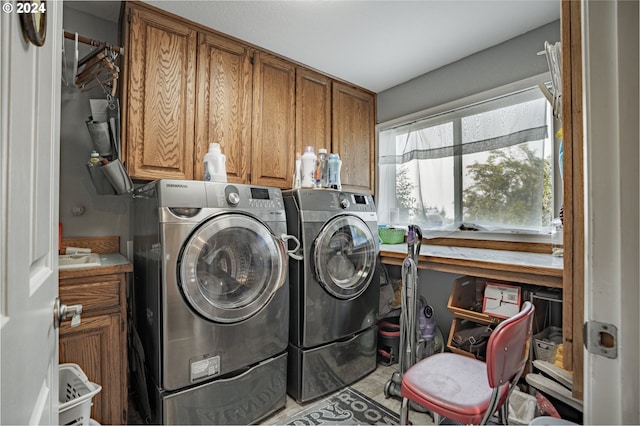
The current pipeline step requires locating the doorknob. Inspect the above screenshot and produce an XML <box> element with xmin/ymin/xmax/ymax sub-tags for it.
<box><xmin>53</xmin><ymin>297</ymin><xmax>83</xmax><ymax>329</ymax></box>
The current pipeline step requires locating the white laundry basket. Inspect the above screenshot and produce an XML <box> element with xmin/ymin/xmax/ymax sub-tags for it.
<box><xmin>58</xmin><ymin>363</ymin><xmax>102</xmax><ymax>426</ymax></box>
<box><xmin>508</xmin><ymin>389</ymin><xmax>539</xmax><ymax>424</ymax></box>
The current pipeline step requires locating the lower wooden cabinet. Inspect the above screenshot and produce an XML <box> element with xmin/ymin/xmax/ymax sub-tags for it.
<box><xmin>59</xmin><ymin>273</ymin><xmax>128</xmax><ymax>425</ymax></box>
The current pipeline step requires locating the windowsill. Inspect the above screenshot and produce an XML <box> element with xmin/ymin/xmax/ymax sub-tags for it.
<box><xmin>380</xmin><ymin>229</ymin><xmax>555</xmax><ymax>254</ymax></box>
<box><xmin>379</xmin><ymin>243</ymin><xmax>563</xmax><ymax>288</ymax></box>
<box><xmin>422</xmin><ymin>229</ymin><xmax>552</xmax><ymax>243</ymax></box>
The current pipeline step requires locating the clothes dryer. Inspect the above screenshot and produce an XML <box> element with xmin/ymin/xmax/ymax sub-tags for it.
<box><xmin>132</xmin><ymin>180</ymin><xmax>298</xmax><ymax>424</ymax></box>
<box><xmin>283</xmin><ymin>189</ymin><xmax>380</xmax><ymax>402</ymax></box>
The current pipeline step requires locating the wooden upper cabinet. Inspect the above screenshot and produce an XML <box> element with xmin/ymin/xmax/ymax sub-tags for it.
<box><xmin>122</xmin><ymin>3</ymin><xmax>376</xmax><ymax>193</ymax></box>
<box><xmin>195</xmin><ymin>31</ymin><xmax>252</xmax><ymax>183</ymax></box>
<box><xmin>251</xmin><ymin>52</ymin><xmax>296</xmax><ymax>188</ymax></box>
<box><xmin>125</xmin><ymin>5</ymin><xmax>197</xmax><ymax>180</ymax></box>
<box><xmin>296</xmin><ymin>68</ymin><xmax>331</xmax><ymax>154</ymax></box>
<box><xmin>332</xmin><ymin>82</ymin><xmax>376</xmax><ymax>194</ymax></box>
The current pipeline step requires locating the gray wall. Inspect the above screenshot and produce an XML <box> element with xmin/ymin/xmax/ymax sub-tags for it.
<box><xmin>383</xmin><ymin>264</ymin><xmax>463</xmax><ymax>343</ymax></box>
<box><xmin>377</xmin><ymin>20</ymin><xmax>560</xmax><ymax>123</ymax></box>
<box><xmin>60</xmin><ymin>6</ymin><xmax>131</xmax><ymax>255</ymax></box>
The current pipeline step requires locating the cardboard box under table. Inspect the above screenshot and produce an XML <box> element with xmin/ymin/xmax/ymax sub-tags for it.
<box><xmin>482</xmin><ymin>282</ymin><xmax>522</xmax><ymax>319</ymax></box>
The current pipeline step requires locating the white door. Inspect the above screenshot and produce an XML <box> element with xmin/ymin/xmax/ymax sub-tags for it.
<box><xmin>1</xmin><ymin>2</ymin><xmax>62</xmax><ymax>424</ymax></box>
<box><xmin>582</xmin><ymin>0</ymin><xmax>639</xmax><ymax>424</ymax></box>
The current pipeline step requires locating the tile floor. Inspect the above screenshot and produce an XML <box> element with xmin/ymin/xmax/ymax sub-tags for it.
<box><xmin>262</xmin><ymin>363</ymin><xmax>435</xmax><ymax>425</ymax></box>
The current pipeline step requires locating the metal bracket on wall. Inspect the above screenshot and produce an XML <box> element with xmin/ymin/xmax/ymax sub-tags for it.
<box><xmin>584</xmin><ymin>320</ymin><xmax>617</xmax><ymax>359</ymax></box>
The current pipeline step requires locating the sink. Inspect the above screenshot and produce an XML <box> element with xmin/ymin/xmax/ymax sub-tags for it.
<box><xmin>59</xmin><ymin>253</ymin><xmax>102</xmax><ymax>270</ymax></box>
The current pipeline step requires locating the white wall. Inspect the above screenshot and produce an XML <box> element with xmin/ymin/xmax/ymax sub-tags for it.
<box><xmin>60</xmin><ymin>6</ymin><xmax>131</xmax><ymax>254</ymax></box>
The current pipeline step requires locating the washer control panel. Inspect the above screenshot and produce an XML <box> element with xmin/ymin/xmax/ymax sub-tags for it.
<box><xmin>225</xmin><ymin>186</ymin><xmax>241</xmax><ymax>206</ymax></box>
<box><xmin>205</xmin><ymin>183</ymin><xmax>283</xmax><ymax>210</ymax></box>
<box><xmin>339</xmin><ymin>193</ymin><xmax>350</xmax><ymax>209</ymax></box>
<box><xmin>247</xmin><ymin>186</ymin><xmax>283</xmax><ymax>209</ymax></box>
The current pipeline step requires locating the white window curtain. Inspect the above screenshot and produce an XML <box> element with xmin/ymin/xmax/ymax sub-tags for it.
<box><xmin>378</xmin><ymin>87</ymin><xmax>551</xmax><ymax>232</ymax></box>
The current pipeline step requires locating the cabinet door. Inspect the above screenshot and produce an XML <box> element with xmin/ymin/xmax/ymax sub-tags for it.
<box><xmin>60</xmin><ymin>314</ymin><xmax>125</xmax><ymax>425</ymax></box>
<box><xmin>251</xmin><ymin>52</ymin><xmax>296</xmax><ymax>188</ymax></box>
<box><xmin>195</xmin><ymin>32</ymin><xmax>252</xmax><ymax>183</ymax></box>
<box><xmin>332</xmin><ymin>82</ymin><xmax>376</xmax><ymax>194</ymax></box>
<box><xmin>296</xmin><ymin>68</ymin><xmax>331</xmax><ymax>154</ymax></box>
<box><xmin>125</xmin><ymin>5</ymin><xmax>197</xmax><ymax>180</ymax></box>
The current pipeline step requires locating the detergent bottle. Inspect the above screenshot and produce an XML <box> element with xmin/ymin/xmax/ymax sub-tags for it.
<box><xmin>300</xmin><ymin>146</ymin><xmax>317</xmax><ymax>188</ymax></box>
<box><xmin>327</xmin><ymin>153</ymin><xmax>342</xmax><ymax>190</ymax></box>
<box><xmin>293</xmin><ymin>152</ymin><xmax>302</xmax><ymax>189</ymax></box>
<box><xmin>203</xmin><ymin>143</ymin><xmax>227</xmax><ymax>182</ymax></box>
<box><xmin>315</xmin><ymin>148</ymin><xmax>328</xmax><ymax>187</ymax></box>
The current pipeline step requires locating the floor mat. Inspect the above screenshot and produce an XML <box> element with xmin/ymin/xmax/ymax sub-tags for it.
<box><xmin>279</xmin><ymin>387</ymin><xmax>399</xmax><ymax>425</ymax></box>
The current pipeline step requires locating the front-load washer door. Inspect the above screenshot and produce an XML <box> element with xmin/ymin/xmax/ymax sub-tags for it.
<box><xmin>179</xmin><ymin>213</ymin><xmax>286</xmax><ymax>323</ymax></box>
<box><xmin>313</xmin><ymin>215</ymin><xmax>378</xmax><ymax>299</ymax></box>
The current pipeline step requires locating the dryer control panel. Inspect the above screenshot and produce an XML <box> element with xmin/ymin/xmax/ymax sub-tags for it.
<box><xmin>337</xmin><ymin>192</ymin><xmax>374</xmax><ymax>212</ymax></box>
<box><xmin>288</xmin><ymin>189</ymin><xmax>376</xmax><ymax>213</ymax></box>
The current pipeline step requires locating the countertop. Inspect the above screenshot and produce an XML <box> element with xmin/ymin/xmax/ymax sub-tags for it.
<box><xmin>379</xmin><ymin>243</ymin><xmax>563</xmax><ymax>287</ymax></box>
<box><xmin>59</xmin><ymin>253</ymin><xmax>133</xmax><ymax>279</ymax></box>
<box><xmin>380</xmin><ymin>244</ymin><xmax>563</xmax><ymax>270</ymax></box>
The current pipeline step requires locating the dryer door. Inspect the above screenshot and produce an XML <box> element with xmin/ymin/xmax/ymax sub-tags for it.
<box><xmin>313</xmin><ymin>215</ymin><xmax>378</xmax><ymax>299</ymax></box>
<box><xmin>179</xmin><ymin>213</ymin><xmax>287</xmax><ymax>323</ymax></box>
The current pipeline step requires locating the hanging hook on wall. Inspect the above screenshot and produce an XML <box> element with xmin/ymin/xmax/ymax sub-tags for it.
<box><xmin>63</xmin><ymin>30</ymin><xmax>123</xmax><ymax>101</ymax></box>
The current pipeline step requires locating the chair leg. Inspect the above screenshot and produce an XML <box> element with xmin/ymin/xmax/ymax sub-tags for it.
<box><xmin>499</xmin><ymin>396</ymin><xmax>510</xmax><ymax>425</ymax></box>
<box><xmin>400</xmin><ymin>397</ymin><xmax>410</xmax><ymax>425</ymax></box>
<box><xmin>499</xmin><ymin>403</ymin><xmax>507</xmax><ymax>425</ymax></box>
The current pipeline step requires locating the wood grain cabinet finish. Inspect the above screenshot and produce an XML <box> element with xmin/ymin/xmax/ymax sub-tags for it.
<box><xmin>195</xmin><ymin>31</ymin><xmax>252</xmax><ymax>183</ymax></box>
<box><xmin>332</xmin><ymin>82</ymin><xmax>376</xmax><ymax>194</ymax></box>
<box><xmin>124</xmin><ymin>5</ymin><xmax>197</xmax><ymax>181</ymax></box>
<box><xmin>122</xmin><ymin>2</ymin><xmax>376</xmax><ymax>192</ymax></box>
<box><xmin>59</xmin><ymin>273</ymin><xmax>128</xmax><ymax>425</ymax></box>
<box><xmin>251</xmin><ymin>52</ymin><xmax>296</xmax><ymax>188</ymax></box>
<box><xmin>295</xmin><ymin>68</ymin><xmax>331</xmax><ymax>154</ymax></box>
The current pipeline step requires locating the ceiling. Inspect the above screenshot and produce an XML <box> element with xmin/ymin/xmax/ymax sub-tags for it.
<box><xmin>66</xmin><ymin>0</ymin><xmax>560</xmax><ymax>93</ymax></box>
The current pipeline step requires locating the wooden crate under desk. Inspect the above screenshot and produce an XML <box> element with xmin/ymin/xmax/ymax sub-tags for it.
<box><xmin>447</xmin><ymin>316</ymin><xmax>501</xmax><ymax>359</ymax></box>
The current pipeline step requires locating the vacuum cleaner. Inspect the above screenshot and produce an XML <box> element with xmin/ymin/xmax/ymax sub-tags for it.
<box><xmin>384</xmin><ymin>224</ymin><xmax>437</xmax><ymax>399</ymax></box>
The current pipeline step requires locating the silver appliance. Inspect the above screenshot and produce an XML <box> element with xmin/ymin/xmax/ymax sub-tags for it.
<box><xmin>132</xmin><ymin>180</ymin><xmax>298</xmax><ymax>424</ymax></box>
<box><xmin>283</xmin><ymin>189</ymin><xmax>380</xmax><ymax>402</ymax></box>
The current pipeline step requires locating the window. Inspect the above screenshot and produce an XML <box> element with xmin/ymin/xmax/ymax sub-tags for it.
<box><xmin>378</xmin><ymin>80</ymin><xmax>559</xmax><ymax>240</ymax></box>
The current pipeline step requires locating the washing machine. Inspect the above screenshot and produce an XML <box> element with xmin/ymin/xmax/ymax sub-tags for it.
<box><xmin>132</xmin><ymin>180</ymin><xmax>298</xmax><ymax>424</ymax></box>
<box><xmin>283</xmin><ymin>189</ymin><xmax>380</xmax><ymax>402</ymax></box>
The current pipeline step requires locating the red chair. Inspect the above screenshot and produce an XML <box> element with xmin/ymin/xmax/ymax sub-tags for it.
<box><xmin>400</xmin><ymin>301</ymin><xmax>535</xmax><ymax>425</ymax></box>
